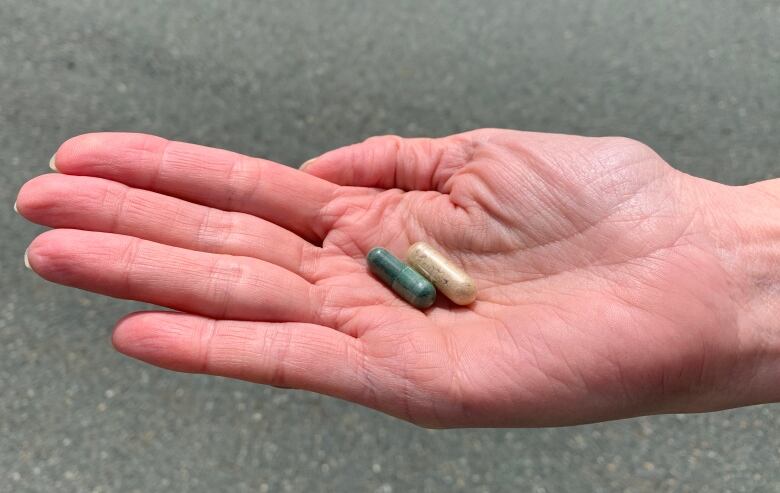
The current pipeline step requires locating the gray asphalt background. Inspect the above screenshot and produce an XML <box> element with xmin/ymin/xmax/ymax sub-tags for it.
<box><xmin>2</xmin><ymin>1</ymin><xmax>779</xmax><ymax>492</ymax></box>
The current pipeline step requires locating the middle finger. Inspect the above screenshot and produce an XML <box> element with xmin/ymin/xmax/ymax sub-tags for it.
<box><xmin>16</xmin><ymin>174</ymin><xmax>321</xmax><ymax>281</ymax></box>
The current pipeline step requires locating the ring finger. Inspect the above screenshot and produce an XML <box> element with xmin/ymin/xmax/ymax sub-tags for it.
<box><xmin>26</xmin><ymin>229</ymin><xmax>328</xmax><ymax>325</ymax></box>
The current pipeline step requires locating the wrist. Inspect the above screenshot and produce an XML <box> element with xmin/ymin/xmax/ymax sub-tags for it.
<box><xmin>715</xmin><ymin>180</ymin><xmax>780</xmax><ymax>405</ymax></box>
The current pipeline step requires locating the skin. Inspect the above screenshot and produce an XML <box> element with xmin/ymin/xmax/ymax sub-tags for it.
<box><xmin>15</xmin><ymin>129</ymin><xmax>780</xmax><ymax>428</ymax></box>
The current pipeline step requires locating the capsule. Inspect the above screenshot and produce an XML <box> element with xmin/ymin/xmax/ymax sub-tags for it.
<box><xmin>367</xmin><ymin>247</ymin><xmax>436</xmax><ymax>309</ymax></box>
<box><xmin>406</xmin><ymin>242</ymin><xmax>477</xmax><ymax>305</ymax></box>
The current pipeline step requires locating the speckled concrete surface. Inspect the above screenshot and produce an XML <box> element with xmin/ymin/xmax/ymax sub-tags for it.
<box><xmin>2</xmin><ymin>1</ymin><xmax>779</xmax><ymax>492</ymax></box>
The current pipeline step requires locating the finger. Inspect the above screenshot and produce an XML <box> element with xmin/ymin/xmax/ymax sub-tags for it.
<box><xmin>26</xmin><ymin>229</ymin><xmax>326</xmax><ymax>324</ymax></box>
<box><xmin>300</xmin><ymin>133</ymin><xmax>473</xmax><ymax>191</ymax></box>
<box><xmin>752</xmin><ymin>177</ymin><xmax>780</xmax><ymax>197</ymax></box>
<box><xmin>52</xmin><ymin>132</ymin><xmax>337</xmax><ymax>241</ymax></box>
<box><xmin>113</xmin><ymin>311</ymin><xmax>370</xmax><ymax>402</ymax></box>
<box><xmin>17</xmin><ymin>174</ymin><xmax>320</xmax><ymax>280</ymax></box>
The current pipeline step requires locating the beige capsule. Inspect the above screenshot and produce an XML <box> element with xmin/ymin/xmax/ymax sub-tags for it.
<box><xmin>406</xmin><ymin>242</ymin><xmax>477</xmax><ymax>305</ymax></box>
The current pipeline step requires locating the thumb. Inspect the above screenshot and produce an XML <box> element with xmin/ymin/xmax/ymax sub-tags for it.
<box><xmin>299</xmin><ymin>133</ymin><xmax>471</xmax><ymax>192</ymax></box>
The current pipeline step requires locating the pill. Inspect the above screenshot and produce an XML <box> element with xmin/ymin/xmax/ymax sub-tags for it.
<box><xmin>406</xmin><ymin>242</ymin><xmax>477</xmax><ymax>305</ymax></box>
<box><xmin>367</xmin><ymin>247</ymin><xmax>436</xmax><ymax>309</ymax></box>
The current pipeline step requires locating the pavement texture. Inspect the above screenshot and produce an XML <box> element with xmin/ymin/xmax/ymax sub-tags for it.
<box><xmin>1</xmin><ymin>1</ymin><xmax>779</xmax><ymax>492</ymax></box>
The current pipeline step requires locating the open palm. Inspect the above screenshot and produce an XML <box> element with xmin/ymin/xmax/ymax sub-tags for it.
<box><xmin>17</xmin><ymin>129</ymin><xmax>773</xmax><ymax>427</ymax></box>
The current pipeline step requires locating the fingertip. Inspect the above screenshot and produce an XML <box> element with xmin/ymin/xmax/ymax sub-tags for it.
<box><xmin>24</xmin><ymin>229</ymin><xmax>61</xmax><ymax>275</ymax></box>
<box><xmin>112</xmin><ymin>312</ymin><xmax>202</xmax><ymax>372</ymax></box>
<box><xmin>111</xmin><ymin>311</ymin><xmax>153</xmax><ymax>354</ymax></box>
<box><xmin>55</xmin><ymin>132</ymin><xmax>168</xmax><ymax>175</ymax></box>
<box><xmin>24</xmin><ymin>231</ymin><xmax>65</xmax><ymax>274</ymax></box>
<box><xmin>299</xmin><ymin>157</ymin><xmax>317</xmax><ymax>171</ymax></box>
<box><xmin>295</xmin><ymin>148</ymin><xmax>351</xmax><ymax>184</ymax></box>
<box><xmin>111</xmin><ymin>313</ymin><xmax>138</xmax><ymax>351</ymax></box>
<box><xmin>15</xmin><ymin>173</ymin><xmax>73</xmax><ymax>220</ymax></box>
<box><xmin>25</xmin><ymin>229</ymin><xmax>116</xmax><ymax>283</ymax></box>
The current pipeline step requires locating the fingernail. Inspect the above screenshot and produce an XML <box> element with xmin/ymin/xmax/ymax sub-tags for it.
<box><xmin>49</xmin><ymin>154</ymin><xmax>58</xmax><ymax>171</ymax></box>
<box><xmin>299</xmin><ymin>158</ymin><xmax>316</xmax><ymax>171</ymax></box>
<box><xmin>24</xmin><ymin>248</ymin><xmax>31</xmax><ymax>269</ymax></box>
<box><xmin>13</xmin><ymin>200</ymin><xmax>18</xmax><ymax>214</ymax></box>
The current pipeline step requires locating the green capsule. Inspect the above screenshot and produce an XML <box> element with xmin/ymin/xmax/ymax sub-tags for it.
<box><xmin>367</xmin><ymin>247</ymin><xmax>436</xmax><ymax>309</ymax></box>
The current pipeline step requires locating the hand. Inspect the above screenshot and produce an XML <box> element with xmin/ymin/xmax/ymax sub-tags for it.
<box><xmin>16</xmin><ymin>130</ymin><xmax>780</xmax><ymax>427</ymax></box>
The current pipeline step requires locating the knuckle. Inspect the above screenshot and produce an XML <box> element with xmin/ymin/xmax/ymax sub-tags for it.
<box><xmin>224</xmin><ymin>157</ymin><xmax>262</xmax><ymax>210</ymax></box>
<box><xmin>196</xmin><ymin>318</ymin><xmax>218</xmax><ymax>374</ymax></box>
<box><xmin>105</xmin><ymin>185</ymin><xmax>131</xmax><ymax>233</ymax></box>
<box><xmin>297</xmin><ymin>244</ymin><xmax>321</xmax><ymax>281</ymax></box>
<box><xmin>204</xmin><ymin>257</ymin><xmax>249</xmax><ymax>316</ymax></box>
<box><xmin>197</xmin><ymin>208</ymin><xmax>238</xmax><ymax>251</ymax></box>
<box><xmin>115</xmin><ymin>237</ymin><xmax>142</xmax><ymax>288</ymax></box>
<box><xmin>309</xmin><ymin>284</ymin><xmax>341</xmax><ymax>327</ymax></box>
<box><xmin>264</xmin><ymin>328</ymin><xmax>295</xmax><ymax>388</ymax></box>
<box><xmin>598</xmin><ymin>136</ymin><xmax>657</xmax><ymax>160</ymax></box>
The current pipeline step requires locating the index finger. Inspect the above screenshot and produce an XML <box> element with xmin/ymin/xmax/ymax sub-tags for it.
<box><xmin>52</xmin><ymin>132</ymin><xmax>338</xmax><ymax>242</ymax></box>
